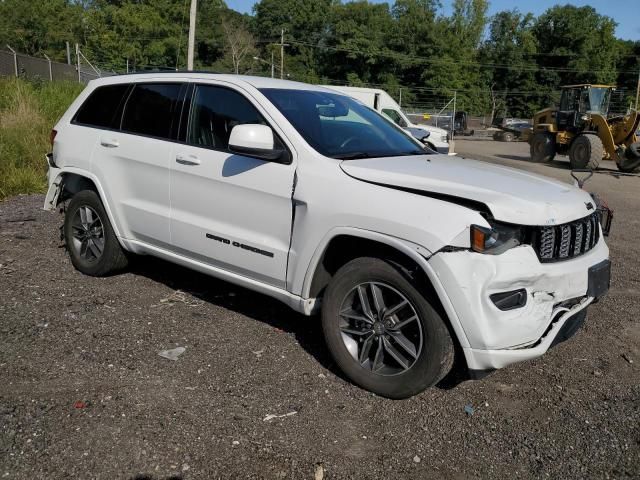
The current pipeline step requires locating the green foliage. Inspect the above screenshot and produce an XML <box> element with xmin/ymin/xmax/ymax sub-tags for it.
<box><xmin>480</xmin><ymin>9</ymin><xmax>540</xmax><ymax>117</ymax></box>
<box><xmin>421</xmin><ymin>0</ymin><xmax>490</xmax><ymax>114</ymax></box>
<box><xmin>0</xmin><ymin>0</ymin><xmax>634</xmax><ymax>119</ymax></box>
<box><xmin>0</xmin><ymin>0</ymin><xmax>84</xmax><ymax>61</ymax></box>
<box><xmin>0</xmin><ymin>78</ymin><xmax>83</xmax><ymax>199</ymax></box>
<box><xmin>533</xmin><ymin>5</ymin><xmax>620</xmax><ymax>86</ymax></box>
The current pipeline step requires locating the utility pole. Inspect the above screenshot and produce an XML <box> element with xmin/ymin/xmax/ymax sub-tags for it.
<box><xmin>276</xmin><ymin>29</ymin><xmax>289</xmax><ymax>80</ymax></box>
<box><xmin>399</xmin><ymin>88</ymin><xmax>403</xmax><ymax>108</ymax></box>
<box><xmin>635</xmin><ymin>69</ymin><xmax>640</xmax><ymax>111</ymax></box>
<box><xmin>187</xmin><ymin>0</ymin><xmax>197</xmax><ymax>71</ymax></box>
<box><xmin>66</xmin><ymin>42</ymin><xmax>71</xmax><ymax>65</ymax></box>
<box><xmin>271</xmin><ymin>51</ymin><xmax>275</xmax><ymax>79</ymax></box>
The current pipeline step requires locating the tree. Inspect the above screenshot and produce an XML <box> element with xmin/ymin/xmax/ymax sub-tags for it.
<box><xmin>389</xmin><ymin>0</ymin><xmax>439</xmax><ymax>86</ymax></box>
<box><xmin>533</xmin><ymin>5</ymin><xmax>620</xmax><ymax>86</ymax></box>
<box><xmin>221</xmin><ymin>16</ymin><xmax>257</xmax><ymax>74</ymax></box>
<box><xmin>325</xmin><ymin>1</ymin><xmax>395</xmax><ymax>83</ymax></box>
<box><xmin>421</xmin><ymin>0</ymin><xmax>490</xmax><ymax>114</ymax></box>
<box><xmin>0</xmin><ymin>0</ymin><xmax>83</xmax><ymax>61</ymax></box>
<box><xmin>253</xmin><ymin>0</ymin><xmax>335</xmax><ymax>81</ymax></box>
<box><xmin>615</xmin><ymin>40</ymin><xmax>640</xmax><ymax>111</ymax></box>
<box><xmin>480</xmin><ymin>9</ymin><xmax>540</xmax><ymax>117</ymax></box>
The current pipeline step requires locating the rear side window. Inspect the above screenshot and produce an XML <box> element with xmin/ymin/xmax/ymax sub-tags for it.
<box><xmin>121</xmin><ymin>83</ymin><xmax>182</xmax><ymax>140</ymax></box>
<box><xmin>73</xmin><ymin>84</ymin><xmax>129</xmax><ymax>129</ymax></box>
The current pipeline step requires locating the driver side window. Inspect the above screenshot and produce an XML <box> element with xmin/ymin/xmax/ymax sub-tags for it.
<box><xmin>187</xmin><ymin>85</ymin><xmax>267</xmax><ymax>150</ymax></box>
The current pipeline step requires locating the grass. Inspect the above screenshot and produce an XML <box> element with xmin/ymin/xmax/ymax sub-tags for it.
<box><xmin>0</xmin><ymin>77</ymin><xmax>83</xmax><ymax>200</ymax></box>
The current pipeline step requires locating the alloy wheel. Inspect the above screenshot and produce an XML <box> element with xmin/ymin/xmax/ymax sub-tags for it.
<box><xmin>71</xmin><ymin>205</ymin><xmax>105</xmax><ymax>263</ymax></box>
<box><xmin>338</xmin><ymin>282</ymin><xmax>423</xmax><ymax>376</ymax></box>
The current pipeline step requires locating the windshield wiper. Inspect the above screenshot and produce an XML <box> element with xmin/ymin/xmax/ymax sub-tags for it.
<box><xmin>332</xmin><ymin>152</ymin><xmax>372</xmax><ymax>160</ymax></box>
<box><xmin>398</xmin><ymin>150</ymin><xmax>427</xmax><ymax>156</ymax></box>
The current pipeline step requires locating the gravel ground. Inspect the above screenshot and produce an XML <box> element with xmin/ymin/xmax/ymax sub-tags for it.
<box><xmin>1</xmin><ymin>139</ymin><xmax>639</xmax><ymax>479</ymax></box>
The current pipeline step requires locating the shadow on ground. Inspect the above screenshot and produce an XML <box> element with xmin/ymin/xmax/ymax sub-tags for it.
<box><xmin>130</xmin><ymin>255</ymin><xmax>336</xmax><ymax>374</ymax></box>
<box><xmin>129</xmin><ymin>255</ymin><xmax>469</xmax><ymax>392</ymax></box>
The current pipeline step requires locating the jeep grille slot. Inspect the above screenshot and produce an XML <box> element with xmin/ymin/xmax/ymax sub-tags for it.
<box><xmin>535</xmin><ymin>212</ymin><xmax>600</xmax><ymax>262</ymax></box>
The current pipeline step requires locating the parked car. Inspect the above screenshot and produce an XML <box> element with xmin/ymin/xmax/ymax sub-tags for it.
<box><xmin>45</xmin><ymin>74</ymin><xmax>611</xmax><ymax>399</ymax></box>
<box><xmin>492</xmin><ymin>122</ymin><xmax>533</xmax><ymax>142</ymax></box>
<box><xmin>322</xmin><ymin>85</ymin><xmax>451</xmax><ymax>154</ymax></box>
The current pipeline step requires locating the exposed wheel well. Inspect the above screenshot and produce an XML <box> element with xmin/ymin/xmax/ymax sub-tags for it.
<box><xmin>309</xmin><ymin>236</ymin><xmax>447</xmax><ymax>325</ymax></box>
<box><xmin>309</xmin><ymin>234</ymin><xmax>468</xmax><ymax>379</ymax></box>
<box><xmin>58</xmin><ymin>173</ymin><xmax>98</xmax><ymax>204</ymax></box>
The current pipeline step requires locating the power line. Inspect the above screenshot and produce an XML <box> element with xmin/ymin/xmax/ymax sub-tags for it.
<box><xmin>288</xmin><ymin>39</ymin><xmax>639</xmax><ymax>75</ymax></box>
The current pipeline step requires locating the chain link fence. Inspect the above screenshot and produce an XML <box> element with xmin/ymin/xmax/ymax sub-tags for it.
<box><xmin>0</xmin><ymin>48</ymin><xmax>112</xmax><ymax>83</ymax></box>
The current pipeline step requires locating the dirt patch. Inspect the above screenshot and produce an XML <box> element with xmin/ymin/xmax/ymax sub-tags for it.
<box><xmin>1</xmin><ymin>179</ymin><xmax>639</xmax><ymax>478</ymax></box>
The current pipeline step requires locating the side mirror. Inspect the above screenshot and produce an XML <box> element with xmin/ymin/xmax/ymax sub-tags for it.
<box><xmin>228</xmin><ymin>124</ymin><xmax>287</xmax><ymax>162</ymax></box>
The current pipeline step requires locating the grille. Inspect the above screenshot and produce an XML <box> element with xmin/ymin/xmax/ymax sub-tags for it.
<box><xmin>534</xmin><ymin>212</ymin><xmax>600</xmax><ymax>262</ymax></box>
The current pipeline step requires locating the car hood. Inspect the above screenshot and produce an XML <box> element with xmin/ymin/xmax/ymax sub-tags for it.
<box><xmin>404</xmin><ymin>126</ymin><xmax>430</xmax><ymax>140</ymax></box>
<box><xmin>413</xmin><ymin>124</ymin><xmax>447</xmax><ymax>135</ymax></box>
<box><xmin>340</xmin><ymin>154</ymin><xmax>595</xmax><ymax>226</ymax></box>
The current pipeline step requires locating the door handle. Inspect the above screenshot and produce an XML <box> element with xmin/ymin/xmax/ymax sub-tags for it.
<box><xmin>100</xmin><ymin>138</ymin><xmax>119</xmax><ymax>148</ymax></box>
<box><xmin>176</xmin><ymin>154</ymin><xmax>201</xmax><ymax>166</ymax></box>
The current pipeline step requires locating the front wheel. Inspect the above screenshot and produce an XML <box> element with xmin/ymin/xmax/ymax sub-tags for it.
<box><xmin>321</xmin><ymin>257</ymin><xmax>454</xmax><ymax>399</ymax></box>
<box><xmin>569</xmin><ymin>134</ymin><xmax>603</xmax><ymax>170</ymax></box>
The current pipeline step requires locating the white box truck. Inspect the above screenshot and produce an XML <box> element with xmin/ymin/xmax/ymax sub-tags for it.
<box><xmin>323</xmin><ymin>85</ymin><xmax>450</xmax><ymax>154</ymax></box>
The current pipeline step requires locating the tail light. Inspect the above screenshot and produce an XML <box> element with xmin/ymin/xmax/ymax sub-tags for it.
<box><xmin>49</xmin><ymin>129</ymin><xmax>57</xmax><ymax>149</ymax></box>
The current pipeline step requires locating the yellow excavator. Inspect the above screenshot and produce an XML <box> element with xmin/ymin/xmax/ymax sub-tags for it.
<box><xmin>528</xmin><ymin>84</ymin><xmax>640</xmax><ymax>172</ymax></box>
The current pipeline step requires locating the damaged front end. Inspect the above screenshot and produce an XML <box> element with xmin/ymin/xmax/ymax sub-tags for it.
<box><xmin>428</xmin><ymin>235</ymin><xmax>610</xmax><ymax>371</ymax></box>
<box><xmin>426</xmin><ymin>172</ymin><xmax>612</xmax><ymax>372</ymax></box>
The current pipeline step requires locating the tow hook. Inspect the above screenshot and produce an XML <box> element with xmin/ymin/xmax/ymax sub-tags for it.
<box><xmin>571</xmin><ymin>168</ymin><xmax>613</xmax><ymax>236</ymax></box>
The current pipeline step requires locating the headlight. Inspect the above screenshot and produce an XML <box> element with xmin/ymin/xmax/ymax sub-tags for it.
<box><xmin>470</xmin><ymin>220</ymin><xmax>523</xmax><ymax>255</ymax></box>
<box><xmin>442</xmin><ymin>134</ymin><xmax>449</xmax><ymax>142</ymax></box>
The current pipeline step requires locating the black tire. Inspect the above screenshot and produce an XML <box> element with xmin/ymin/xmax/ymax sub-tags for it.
<box><xmin>618</xmin><ymin>142</ymin><xmax>640</xmax><ymax>173</ymax></box>
<box><xmin>321</xmin><ymin>257</ymin><xmax>454</xmax><ymax>399</ymax></box>
<box><xmin>64</xmin><ymin>190</ymin><xmax>128</xmax><ymax>276</ymax></box>
<box><xmin>569</xmin><ymin>134</ymin><xmax>603</xmax><ymax>170</ymax></box>
<box><xmin>530</xmin><ymin>132</ymin><xmax>556</xmax><ymax>163</ymax></box>
<box><xmin>503</xmin><ymin>132</ymin><xmax>514</xmax><ymax>142</ymax></box>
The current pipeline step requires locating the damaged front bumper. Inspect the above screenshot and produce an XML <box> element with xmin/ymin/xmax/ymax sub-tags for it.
<box><xmin>428</xmin><ymin>237</ymin><xmax>609</xmax><ymax>372</ymax></box>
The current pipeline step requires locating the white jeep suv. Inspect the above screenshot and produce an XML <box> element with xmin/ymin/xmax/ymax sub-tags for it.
<box><xmin>45</xmin><ymin>74</ymin><xmax>611</xmax><ymax>399</ymax></box>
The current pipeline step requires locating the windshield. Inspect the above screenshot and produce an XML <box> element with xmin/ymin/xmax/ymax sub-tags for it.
<box><xmin>381</xmin><ymin>108</ymin><xmax>408</xmax><ymax>128</ymax></box>
<box><xmin>260</xmin><ymin>88</ymin><xmax>426</xmax><ymax>159</ymax></box>
<box><xmin>588</xmin><ymin>87</ymin><xmax>611</xmax><ymax>115</ymax></box>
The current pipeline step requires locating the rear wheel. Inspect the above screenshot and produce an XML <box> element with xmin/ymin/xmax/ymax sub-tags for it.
<box><xmin>503</xmin><ymin>132</ymin><xmax>514</xmax><ymax>142</ymax></box>
<box><xmin>64</xmin><ymin>190</ymin><xmax>128</xmax><ymax>276</ymax></box>
<box><xmin>530</xmin><ymin>132</ymin><xmax>556</xmax><ymax>162</ymax></box>
<box><xmin>321</xmin><ymin>257</ymin><xmax>454</xmax><ymax>399</ymax></box>
<box><xmin>569</xmin><ymin>134</ymin><xmax>603</xmax><ymax>170</ymax></box>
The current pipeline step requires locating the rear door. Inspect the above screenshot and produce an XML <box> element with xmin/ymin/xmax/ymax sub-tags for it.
<box><xmin>169</xmin><ymin>82</ymin><xmax>296</xmax><ymax>287</ymax></box>
<box><xmin>91</xmin><ymin>81</ymin><xmax>187</xmax><ymax>246</ymax></box>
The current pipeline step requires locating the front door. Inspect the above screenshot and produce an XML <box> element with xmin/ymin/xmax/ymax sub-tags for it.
<box><xmin>169</xmin><ymin>83</ymin><xmax>296</xmax><ymax>288</ymax></box>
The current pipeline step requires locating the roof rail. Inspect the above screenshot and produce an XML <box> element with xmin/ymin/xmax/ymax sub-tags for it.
<box><xmin>114</xmin><ymin>69</ymin><xmax>222</xmax><ymax>76</ymax></box>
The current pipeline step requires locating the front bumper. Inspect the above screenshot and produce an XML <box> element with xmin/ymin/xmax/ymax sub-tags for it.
<box><xmin>428</xmin><ymin>238</ymin><xmax>609</xmax><ymax>371</ymax></box>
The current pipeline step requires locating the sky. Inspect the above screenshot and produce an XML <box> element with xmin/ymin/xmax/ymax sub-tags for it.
<box><xmin>225</xmin><ymin>0</ymin><xmax>639</xmax><ymax>41</ymax></box>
